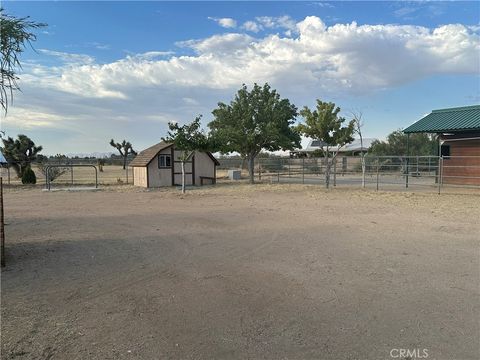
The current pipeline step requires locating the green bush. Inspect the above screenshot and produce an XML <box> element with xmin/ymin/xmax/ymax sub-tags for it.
<box><xmin>21</xmin><ymin>167</ymin><xmax>37</xmax><ymax>184</ymax></box>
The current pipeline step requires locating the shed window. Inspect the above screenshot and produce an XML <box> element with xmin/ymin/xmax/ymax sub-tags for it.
<box><xmin>440</xmin><ymin>144</ymin><xmax>450</xmax><ymax>158</ymax></box>
<box><xmin>158</xmin><ymin>154</ymin><xmax>171</xmax><ymax>168</ymax></box>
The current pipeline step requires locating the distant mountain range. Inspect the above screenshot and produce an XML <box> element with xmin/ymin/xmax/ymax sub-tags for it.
<box><xmin>64</xmin><ymin>152</ymin><xmax>115</xmax><ymax>158</ymax></box>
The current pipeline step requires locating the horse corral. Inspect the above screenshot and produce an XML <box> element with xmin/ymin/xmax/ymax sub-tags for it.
<box><xmin>1</xmin><ymin>184</ymin><xmax>479</xmax><ymax>359</ymax></box>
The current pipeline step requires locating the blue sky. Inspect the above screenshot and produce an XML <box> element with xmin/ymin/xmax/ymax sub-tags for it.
<box><xmin>2</xmin><ymin>1</ymin><xmax>479</xmax><ymax>155</ymax></box>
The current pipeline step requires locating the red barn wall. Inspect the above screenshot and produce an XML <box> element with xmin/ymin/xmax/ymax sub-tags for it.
<box><xmin>441</xmin><ymin>135</ymin><xmax>480</xmax><ymax>185</ymax></box>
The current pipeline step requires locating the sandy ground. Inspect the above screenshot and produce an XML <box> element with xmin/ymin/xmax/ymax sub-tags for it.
<box><xmin>1</xmin><ymin>184</ymin><xmax>479</xmax><ymax>360</ymax></box>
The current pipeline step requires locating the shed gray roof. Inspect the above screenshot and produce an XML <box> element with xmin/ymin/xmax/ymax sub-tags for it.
<box><xmin>403</xmin><ymin>105</ymin><xmax>480</xmax><ymax>134</ymax></box>
<box><xmin>0</xmin><ymin>151</ymin><xmax>6</xmax><ymax>164</ymax></box>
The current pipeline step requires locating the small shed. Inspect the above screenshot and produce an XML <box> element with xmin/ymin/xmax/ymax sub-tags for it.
<box><xmin>128</xmin><ymin>141</ymin><xmax>220</xmax><ymax>188</ymax></box>
<box><xmin>404</xmin><ymin>105</ymin><xmax>480</xmax><ymax>185</ymax></box>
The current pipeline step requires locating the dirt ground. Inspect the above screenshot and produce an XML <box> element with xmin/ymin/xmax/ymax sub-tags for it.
<box><xmin>1</xmin><ymin>184</ymin><xmax>479</xmax><ymax>360</ymax></box>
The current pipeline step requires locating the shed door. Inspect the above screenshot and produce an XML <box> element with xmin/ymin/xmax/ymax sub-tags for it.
<box><xmin>173</xmin><ymin>154</ymin><xmax>194</xmax><ymax>186</ymax></box>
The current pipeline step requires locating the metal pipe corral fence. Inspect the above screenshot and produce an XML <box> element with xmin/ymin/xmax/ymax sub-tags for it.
<box><xmin>216</xmin><ymin>155</ymin><xmax>480</xmax><ymax>193</ymax></box>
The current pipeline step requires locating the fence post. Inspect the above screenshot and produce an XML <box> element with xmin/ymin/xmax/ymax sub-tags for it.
<box><xmin>71</xmin><ymin>165</ymin><xmax>74</xmax><ymax>185</ymax></box>
<box><xmin>1</xmin><ymin>177</ymin><xmax>5</xmax><ymax>267</ymax></box>
<box><xmin>302</xmin><ymin>157</ymin><xmax>305</xmax><ymax>184</ymax></box>
<box><xmin>277</xmin><ymin>170</ymin><xmax>280</xmax><ymax>183</ymax></box>
<box><xmin>333</xmin><ymin>159</ymin><xmax>337</xmax><ymax>187</ymax></box>
<box><xmin>126</xmin><ymin>165</ymin><xmax>129</xmax><ymax>184</ymax></box>
<box><xmin>438</xmin><ymin>156</ymin><xmax>443</xmax><ymax>194</ymax></box>
<box><xmin>376</xmin><ymin>159</ymin><xmax>379</xmax><ymax>191</ymax></box>
<box><xmin>406</xmin><ymin>134</ymin><xmax>410</xmax><ymax>188</ymax></box>
<box><xmin>258</xmin><ymin>160</ymin><xmax>262</xmax><ymax>181</ymax></box>
<box><xmin>405</xmin><ymin>157</ymin><xmax>409</xmax><ymax>189</ymax></box>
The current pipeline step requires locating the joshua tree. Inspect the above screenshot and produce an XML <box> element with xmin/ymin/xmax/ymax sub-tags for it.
<box><xmin>109</xmin><ymin>139</ymin><xmax>137</xmax><ymax>169</ymax></box>
<box><xmin>1</xmin><ymin>134</ymin><xmax>42</xmax><ymax>177</ymax></box>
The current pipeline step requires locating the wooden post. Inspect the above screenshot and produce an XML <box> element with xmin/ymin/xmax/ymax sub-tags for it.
<box><xmin>376</xmin><ymin>159</ymin><xmax>380</xmax><ymax>191</ymax></box>
<box><xmin>1</xmin><ymin>177</ymin><xmax>5</xmax><ymax>267</ymax></box>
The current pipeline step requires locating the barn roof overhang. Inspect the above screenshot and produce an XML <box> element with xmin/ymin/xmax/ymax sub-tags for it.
<box><xmin>403</xmin><ymin>105</ymin><xmax>480</xmax><ymax>134</ymax></box>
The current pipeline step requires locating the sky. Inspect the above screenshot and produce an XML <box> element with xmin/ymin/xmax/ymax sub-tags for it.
<box><xmin>1</xmin><ymin>1</ymin><xmax>479</xmax><ymax>155</ymax></box>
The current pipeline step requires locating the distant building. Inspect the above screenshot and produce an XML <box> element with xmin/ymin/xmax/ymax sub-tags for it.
<box><xmin>404</xmin><ymin>105</ymin><xmax>480</xmax><ymax>185</ymax></box>
<box><xmin>129</xmin><ymin>141</ymin><xmax>219</xmax><ymax>188</ymax></box>
<box><xmin>291</xmin><ymin>138</ymin><xmax>378</xmax><ymax>157</ymax></box>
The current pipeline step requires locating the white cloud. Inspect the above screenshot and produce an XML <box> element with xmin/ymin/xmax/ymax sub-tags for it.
<box><xmin>4</xmin><ymin>108</ymin><xmax>67</xmax><ymax>129</ymax></box>
<box><xmin>177</xmin><ymin>33</ymin><xmax>254</xmax><ymax>55</ymax></box>
<box><xmin>242</xmin><ymin>21</ymin><xmax>262</xmax><ymax>33</ymax></box>
<box><xmin>24</xmin><ymin>18</ymin><xmax>480</xmax><ymax>98</ymax></box>
<box><xmin>256</xmin><ymin>16</ymin><xmax>297</xmax><ymax>31</ymax></box>
<box><xmin>311</xmin><ymin>2</ymin><xmax>334</xmax><ymax>9</ymax></box>
<box><xmin>87</xmin><ymin>42</ymin><xmax>111</xmax><ymax>50</ymax></box>
<box><xmin>208</xmin><ymin>17</ymin><xmax>237</xmax><ymax>28</ymax></box>
<box><xmin>394</xmin><ymin>7</ymin><xmax>418</xmax><ymax>18</ymax></box>
<box><xmin>38</xmin><ymin>49</ymin><xmax>95</xmax><ymax>65</ymax></box>
<box><xmin>241</xmin><ymin>16</ymin><xmax>297</xmax><ymax>34</ymax></box>
<box><xmin>6</xmin><ymin>16</ymin><xmax>479</xmax><ymax>153</ymax></box>
<box><xmin>132</xmin><ymin>51</ymin><xmax>176</xmax><ymax>60</ymax></box>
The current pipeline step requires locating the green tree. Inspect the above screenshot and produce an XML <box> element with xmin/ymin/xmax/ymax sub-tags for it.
<box><xmin>297</xmin><ymin>100</ymin><xmax>355</xmax><ymax>188</ymax></box>
<box><xmin>163</xmin><ymin>116</ymin><xmax>211</xmax><ymax>194</ymax></box>
<box><xmin>369</xmin><ymin>130</ymin><xmax>437</xmax><ymax>157</ymax></box>
<box><xmin>109</xmin><ymin>139</ymin><xmax>137</xmax><ymax>169</ymax></box>
<box><xmin>209</xmin><ymin>83</ymin><xmax>300</xmax><ymax>184</ymax></box>
<box><xmin>1</xmin><ymin>134</ymin><xmax>42</xmax><ymax>177</ymax></box>
<box><xmin>0</xmin><ymin>9</ymin><xmax>46</xmax><ymax>113</ymax></box>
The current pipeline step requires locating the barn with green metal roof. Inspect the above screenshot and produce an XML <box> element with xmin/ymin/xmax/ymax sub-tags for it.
<box><xmin>404</xmin><ymin>105</ymin><xmax>480</xmax><ymax>185</ymax></box>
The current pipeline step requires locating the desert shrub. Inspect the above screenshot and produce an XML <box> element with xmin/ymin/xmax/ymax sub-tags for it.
<box><xmin>38</xmin><ymin>162</ymin><xmax>69</xmax><ymax>182</ymax></box>
<box><xmin>21</xmin><ymin>167</ymin><xmax>36</xmax><ymax>184</ymax></box>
